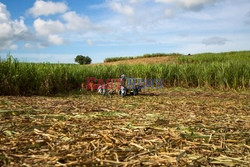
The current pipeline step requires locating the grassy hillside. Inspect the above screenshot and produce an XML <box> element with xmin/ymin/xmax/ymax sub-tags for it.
<box><xmin>178</xmin><ymin>51</ymin><xmax>250</xmax><ymax>64</ymax></box>
<box><xmin>102</xmin><ymin>56</ymin><xmax>178</xmax><ymax>65</ymax></box>
<box><xmin>104</xmin><ymin>53</ymin><xmax>181</xmax><ymax>63</ymax></box>
<box><xmin>0</xmin><ymin>51</ymin><xmax>249</xmax><ymax>95</ymax></box>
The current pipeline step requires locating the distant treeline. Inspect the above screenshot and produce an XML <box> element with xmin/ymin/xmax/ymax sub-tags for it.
<box><xmin>104</xmin><ymin>53</ymin><xmax>182</xmax><ymax>63</ymax></box>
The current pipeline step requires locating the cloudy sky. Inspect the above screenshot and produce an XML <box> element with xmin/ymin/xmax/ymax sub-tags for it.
<box><xmin>0</xmin><ymin>0</ymin><xmax>250</xmax><ymax>63</ymax></box>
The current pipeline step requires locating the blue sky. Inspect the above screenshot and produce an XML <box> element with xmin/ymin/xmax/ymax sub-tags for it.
<box><xmin>0</xmin><ymin>0</ymin><xmax>250</xmax><ymax>63</ymax></box>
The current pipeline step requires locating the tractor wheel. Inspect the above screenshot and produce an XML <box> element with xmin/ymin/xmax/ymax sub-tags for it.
<box><xmin>120</xmin><ymin>87</ymin><xmax>127</xmax><ymax>97</ymax></box>
<box><xmin>133</xmin><ymin>88</ymin><xmax>138</xmax><ymax>96</ymax></box>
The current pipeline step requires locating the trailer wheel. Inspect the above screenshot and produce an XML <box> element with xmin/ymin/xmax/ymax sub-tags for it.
<box><xmin>120</xmin><ymin>87</ymin><xmax>126</xmax><ymax>97</ymax></box>
<box><xmin>133</xmin><ymin>88</ymin><xmax>138</xmax><ymax>96</ymax></box>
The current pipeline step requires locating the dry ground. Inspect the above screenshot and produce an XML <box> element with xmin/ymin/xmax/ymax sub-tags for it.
<box><xmin>0</xmin><ymin>88</ymin><xmax>249</xmax><ymax>166</ymax></box>
<box><xmin>91</xmin><ymin>56</ymin><xmax>178</xmax><ymax>66</ymax></box>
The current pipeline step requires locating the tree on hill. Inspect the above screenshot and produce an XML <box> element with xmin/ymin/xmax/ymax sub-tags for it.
<box><xmin>75</xmin><ymin>55</ymin><xmax>92</xmax><ymax>65</ymax></box>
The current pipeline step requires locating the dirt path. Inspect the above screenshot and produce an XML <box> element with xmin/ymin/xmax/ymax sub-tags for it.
<box><xmin>0</xmin><ymin>88</ymin><xmax>249</xmax><ymax>166</ymax></box>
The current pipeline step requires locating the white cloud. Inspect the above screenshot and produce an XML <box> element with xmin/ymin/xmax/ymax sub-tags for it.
<box><xmin>108</xmin><ymin>1</ymin><xmax>134</xmax><ymax>16</ymax></box>
<box><xmin>244</xmin><ymin>11</ymin><xmax>250</xmax><ymax>24</ymax></box>
<box><xmin>48</xmin><ymin>34</ymin><xmax>64</xmax><ymax>45</ymax></box>
<box><xmin>128</xmin><ymin>0</ymin><xmax>141</xmax><ymax>3</ymax></box>
<box><xmin>164</xmin><ymin>8</ymin><xmax>174</xmax><ymax>18</ymax></box>
<box><xmin>85</xmin><ymin>39</ymin><xmax>94</xmax><ymax>46</ymax></box>
<box><xmin>248</xmin><ymin>11</ymin><xmax>250</xmax><ymax>17</ymax></box>
<box><xmin>0</xmin><ymin>3</ymin><xmax>28</xmax><ymax>51</ymax></box>
<box><xmin>0</xmin><ymin>22</ymin><xmax>12</xmax><ymax>39</ymax></box>
<box><xmin>24</xmin><ymin>43</ymin><xmax>32</xmax><ymax>49</ymax></box>
<box><xmin>32</xmin><ymin>12</ymin><xmax>94</xmax><ymax>47</ymax></box>
<box><xmin>155</xmin><ymin>0</ymin><xmax>172</xmax><ymax>3</ymax></box>
<box><xmin>37</xmin><ymin>43</ymin><xmax>47</xmax><ymax>49</ymax></box>
<box><xmin>0</xmin><ymin>41</ymin><xmax>18</xmax><ymax>50</ymax></box>
<box><xmin>155</xmin><ymin>0</ymin><xmax>221</xmax><ymax>10</ymax></box>
<box><xmin>29</xmin><ymin>0</ymin><xmax>68</xmax><ymax>17</ymax></box>
<box><xmin>0</xmin><ymin>3</ymin><xmax>10</xmax><ymax>22</ymax></box>
<box><xmin>33</xmin><ymin>18</ymin><xmax>66</xmax><ymax>47</ymax></box>
<box><xmin>62</xmin><ymin>11</ymin><xmax>91</xmax><ymax>31</ymax></box>
<box><xmin>33</xmin><ymin>11</ymin><xmax>96</xmax><ymax>48</ymax></box>
<box><xmin>33</xmin><ymin>18</ymin><xmax>65</xmax><ymax>36</ymax></box>
<box><xmin>179</xmin><ymin>0</ymin><xmax>219</xmax><ymax>10</ymax></box>
<box><xmin>202</xmin><ymin>37</ymin><xmax>228</xmax><ymax>45</ymax></box>
<box><xmin>12</xmin><ymin>19</ymin><xmax>28</xmax><ymax>35</ymax></box>
<box><xmin>10</xmin><ymin>44</ymin><xmax>18</xmax><ymax>50</ymax></box>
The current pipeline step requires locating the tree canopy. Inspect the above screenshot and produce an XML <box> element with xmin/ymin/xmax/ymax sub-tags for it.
<box><xmin>75</xmin><ymin>55</ymin><xmax>92</xmax><ymax>65</ymax></box>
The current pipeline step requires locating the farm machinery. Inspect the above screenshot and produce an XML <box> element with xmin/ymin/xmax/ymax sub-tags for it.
<box><xmin>97</xmin><ymin>74</ymin><xmax>144</xmax><ymax>97</ymax></box>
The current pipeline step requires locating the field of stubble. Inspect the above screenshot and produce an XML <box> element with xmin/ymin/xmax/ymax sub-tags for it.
<box><xmin>0</xmin><ymin>88</ymin><xmax>249</xmax><ymax>166</ymax></box>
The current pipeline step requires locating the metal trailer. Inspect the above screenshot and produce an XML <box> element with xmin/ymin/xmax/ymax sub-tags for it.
<box><xmin>97</xmin><ymin>74</ymin><xmax>143</xmax><ymax>97</ymax></box>
<box><xmin>118</xmin><ymin>75</ymin><xmax>144</xmax><ymax>97</ymax></box>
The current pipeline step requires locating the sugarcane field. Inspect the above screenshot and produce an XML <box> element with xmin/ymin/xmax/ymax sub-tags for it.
<box><xmin>1</xmin><ymin>1</ymin><xmax>250</xmax><ymax>166</ymax></box>
<box><xmin>1</xmin><ymin>51</ymin><xmax>250</xmax><ymax>166</ymax></box>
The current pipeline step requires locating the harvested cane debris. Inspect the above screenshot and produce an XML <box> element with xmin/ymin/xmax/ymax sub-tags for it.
<box><xmin>0</xmin><ymin>89</ymin><xmax>249</xmax><ymax>166</ymax></box>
